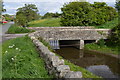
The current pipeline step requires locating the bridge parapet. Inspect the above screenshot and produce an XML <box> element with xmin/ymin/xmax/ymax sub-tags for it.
<box><xmin>30</xmin><ymin>27</ymin><xmax>111</xmax><ymax>49</ymax></box>
<box><xmin>33</xmin><ymin>29</ymin><xmax>110</xmax><ymax>40</ymax></box>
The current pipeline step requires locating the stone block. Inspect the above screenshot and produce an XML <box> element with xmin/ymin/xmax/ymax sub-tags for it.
<box><xmin>30</xmin><ymin>36</ymin><xmax>36</xmax><ymax>40</ymax></box>
<box><xmin>64</xmin><ymin>71</ymin><xmax>82</xmax><ymax>78</ymax></box>
<box><xmin>56</xmin><ymin>65</ymin><xmax>70</xmax><ymax>72</ymax></box>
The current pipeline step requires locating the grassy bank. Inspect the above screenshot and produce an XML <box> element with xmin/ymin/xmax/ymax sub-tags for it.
<box><xmin>2</xmin><ymin>36</ymin><xmax>53</xmax><ymax>78</ymax></box>
<box><xmin>7</xmin><ymin>24</ymin><xmax>34</xmax><ymax>34</ymax></box>
<box><xmin>95</xmin><ymin>18</ymin><xmax>118</xmax><ymax>29</ymax></box>
<box><xmin>85</xmin><ymin>43</ymin><xmax>119</xmax><ymax>55</ymax></box>
<box><xmin>28</xmin><ymin>18</ymin><xmax>118</xmax><ymax>29</ymax></box>
<box><xmin>38</xmin><ymin>38</ymin><xmax>100</xmax><ymax>78</ymax></box>
<box><xmin>28</xmin><ymin>18</ymin><xmax>60</xmax><ymax>27</ymax></box>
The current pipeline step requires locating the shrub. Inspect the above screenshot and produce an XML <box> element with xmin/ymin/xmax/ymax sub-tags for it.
<box><xmin>97</xmin><ymin>39</ymin><xmax>105</xmax><ymax>47</ymax></box>
<box><xmin>107</xmin><ymin>23</ymin><xmax>120</xmax><ymax>47</ymax></box>
<box><xmin>7</xmin><ymin>24</ymin><xmax>34</xmax><ymax>34</ymax></box>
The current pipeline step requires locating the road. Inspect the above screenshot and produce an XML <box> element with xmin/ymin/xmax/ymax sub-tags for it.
<box><xmin>1</xmin><ymin>22</ymin><xmax>14</xmax><ymax>35</ymax></box>
<box><xmin>0</xmin><ymin>22</ymin><xmax>14</xmax><ymax>43</ymax></box>
<box><xmin>0</xmin><ymin>22</ymin><xmax>27</xmax><ymax>43</ymax></box>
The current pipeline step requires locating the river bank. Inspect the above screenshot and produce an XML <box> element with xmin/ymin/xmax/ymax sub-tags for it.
<box><xmin>85</xmin><ymin>43</ymin><xmax>119</xmax><ymax>55</ymax></box>
<box><xmin>84</xmin><ymin>49</ymin><xmax>120</xmax><ymax>59</ymax></box>
<box><xmin>55</xmin><ymin>46</ymin><xmax>120</xmax><ymax>78</ymax></box>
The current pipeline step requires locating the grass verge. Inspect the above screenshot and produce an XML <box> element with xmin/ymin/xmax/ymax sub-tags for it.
<box><xmin>2</xmin><ymin>36</ymin><xmax>53</xmax><ymax>78</ymax></box>
<box><xmin>38</xmin><ymin>38</ymin><xmax>100</xmax><ymax>78</ymax></box>
<box><xmin>85</xmin><ymin>43</ymin><xmax>119</xmax><ymax>55</ymax></box>
<box><xmin>28</xmin><ymin>18</ymin><xmax>60</xmax><ymax>27</ymax></box>
<box><xmin>7</xmin><ymin>24</ymin><xmax>34</xmax><ymax>34</ymax></box>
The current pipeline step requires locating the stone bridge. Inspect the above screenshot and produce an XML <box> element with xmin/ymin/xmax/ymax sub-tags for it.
<box><xmin>28</xmin><ymin>27</ymin><xmax>111</xmax><ymax>49</ymax></box>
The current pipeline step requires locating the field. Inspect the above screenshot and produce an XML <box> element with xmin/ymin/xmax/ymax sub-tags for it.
<box><xmin>28</xmin><ymin>18</ymin><xmax>118</xmax><ymax>29</ymax></box>
<box><xmin>2</xmin><ymin>36</ymin><xmax>53</xmax><ymax>78</ymax></box>
<box><xmin>28</xmin><ymin>18</ymin><xmax>61</xmax><ymax>27</ymax></box>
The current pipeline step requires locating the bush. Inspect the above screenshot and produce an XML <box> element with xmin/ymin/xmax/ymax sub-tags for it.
<box><xmin>107</xmin><ymin>24</ymin><xmax>120</xmax><ymax>47</ymax></box>
<box><xmin>60</xmin><ymin>2</ymin><xmax>117</xmax><ymax>26</ymax></box>
<box><xmin>7</xmin><ymin>24</ymin><xmax>34</xmax><ymax>34</ymax></box>
<box><xmin>97</xmin><ymin>39</ymin><xmax>105</xmax><ymax>47</ymax></box>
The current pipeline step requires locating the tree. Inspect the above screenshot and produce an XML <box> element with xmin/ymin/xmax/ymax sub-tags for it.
<box><xmin>16</xmin><ymin>4</ymin><xmax>40</xmax><ymax>27</ymax></box>
<box><xmin>61</xmin><ymin>2</ymin><xmax>93</xmax><ymax>26</ymax></box>
<box><xmin>115</xmin><ymin>1</ymin><xmax>120</xmax><ymax>20</ymax></box>
<box><xmin>60</xmin><ymin>2</ymin><xmax>117</xmax><ymax>26</ymax></box>
<box><xmin>91</xmin><ymin>2</ymin><xmax>117</xmax><ymax>24</ymax></box>
<box><xmin>16</xmin><ymin>13</ymin><xmax>28</xmax><ymax>27</ymax></box>
<box><xmin>107</xmin><ymin>1</ymin><xmax>120</xmax><ymax>47</ymax></box>
<box><xmin>42</xmin><ymin>12</ymin><xmax>61</xmax><ymax>19</ymax></box>
<box><xmin>115</xmin><ymin>1</ymin><xmax>120</xmax><ymax>11</ymax></box>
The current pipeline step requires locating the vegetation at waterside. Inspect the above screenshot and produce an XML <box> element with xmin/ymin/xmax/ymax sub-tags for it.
<box><xmin>2</xmin><ymin>36</ymin><xmax>53</xmax><ymax>78</ymax></box>
<box><xmin>85</xmin><ymin>35</ymin><xmax>119</xmax><ymax>55</ymax></box>
<box><xmin>7</xmin><ymin>24</ymin><xmax>34</xmax><ymax>34</ymax></box>
<box><xmin>28</xmin><ymin>18</ymin><xmax>60</xmax><ymax>27</ymax></box>
<box><xmin>85</xmin><ymin>43</ymin><xmax>119</xmax><ymax>55</ymax></box>
<box><xmin>39</xmin><ymin>38</ymin><xmax>100</xmax><ymax>78</ymax></box>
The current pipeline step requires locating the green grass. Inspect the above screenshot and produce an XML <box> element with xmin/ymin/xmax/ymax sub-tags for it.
<box><xmin>28</xmin><ymin>18</ymin><xmax>60</xmax><ymax>27</ymax></box>
<box><xmin>38</xmin><ymin>37</ymin><xmax>53</xmax><ymax>52</ymax></box>
<box><xmin>28</xmin><ymin>18</ymin><xmax>118</xmax><ymax>29</ymax></box>
<box><xmin>85</xmin><ymin>43</ymin><xmax>119</xmax><ymax>55</ymax></box>
<box><xmin>2</xmin><ymin>36</ymin><xmax>53</xmax><ymax>78</ymax></box>
<box><xmin>95</xmin><ymin>18</ymin><xmax>118</xmax><ymax>29</ymax></box>
<box><xmin>7</xmin><ymin>24</ymin><xmax>34</xmax><ymax>34</ymax></box>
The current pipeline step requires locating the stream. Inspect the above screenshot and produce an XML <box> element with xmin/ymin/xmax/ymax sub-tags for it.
<box><xmin>55</xmin><ymin>46</ymin><xmax>120</xmax><ymax>78</ymax></box>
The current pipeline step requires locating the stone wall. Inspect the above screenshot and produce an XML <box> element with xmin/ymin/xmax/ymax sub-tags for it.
<box><xmin>28</xmin><ymin>33</ymin><xmax>82</xmax><ymax>78</ymax></box>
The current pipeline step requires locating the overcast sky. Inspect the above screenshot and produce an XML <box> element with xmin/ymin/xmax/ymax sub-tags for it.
<box><xmin>3</xmin><ymin>0</ymin><xmax>116</xmax><ymax>15</ymax></box>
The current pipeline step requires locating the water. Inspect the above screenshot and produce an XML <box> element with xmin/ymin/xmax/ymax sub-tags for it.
<box><xmin>55</xmin><ymin>47</ymin><xmax>120</xmax><ymax>78</ymax></box>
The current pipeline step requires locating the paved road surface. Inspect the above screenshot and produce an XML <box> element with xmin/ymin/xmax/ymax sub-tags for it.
<box><xmin>0</xmin><ymin>22</ymin><xmax>28</xmax><ymax>43</ymax></box>
<box><xmin>1</xmin><ymin>22</ymin><xmax>14</xmax><ymax>35</ymax></box>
